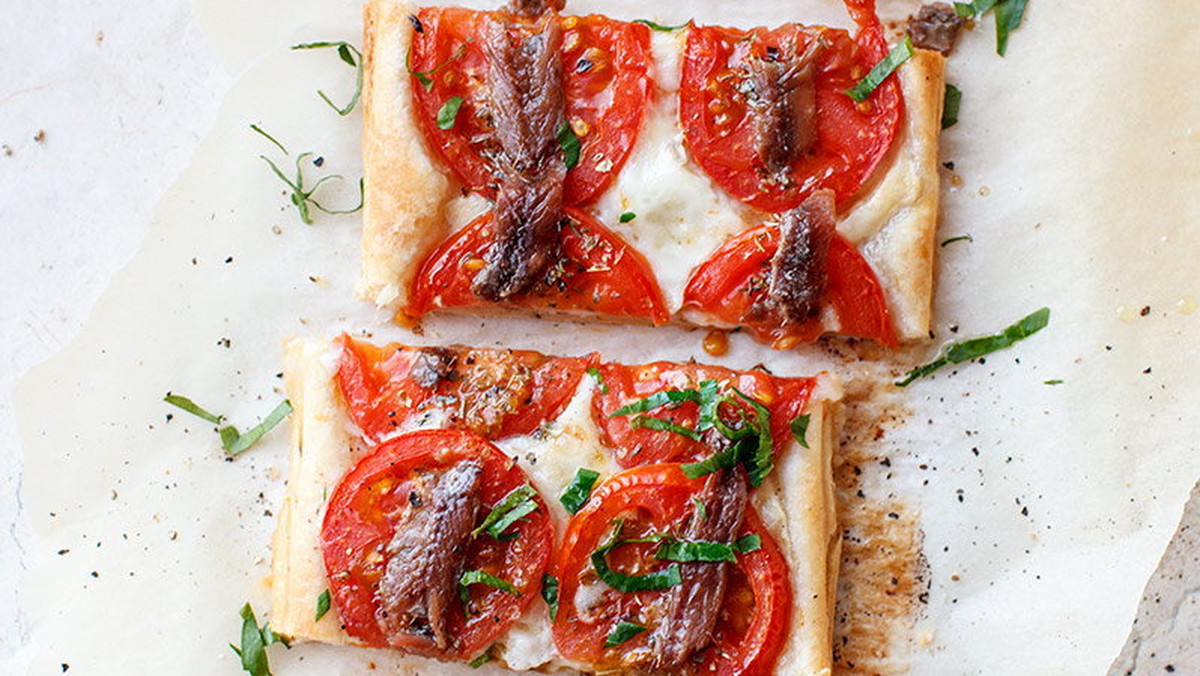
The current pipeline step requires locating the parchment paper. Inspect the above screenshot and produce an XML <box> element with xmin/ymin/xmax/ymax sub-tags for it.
<box><xmin>12</xmin><ymin>0</ymin><xmax>1200</xmax><ymax>674</ymax></box>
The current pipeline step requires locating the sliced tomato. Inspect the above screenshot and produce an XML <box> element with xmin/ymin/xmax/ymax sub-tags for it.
<box><xmin>551</xmin><ymin>465</ymin><xmax>789</xmax><ymax>674</ymax></box>
<box><xmin>321</xmin><ymin>429</ymin><xmax>553</xmax><ymax>660</ymax></box>
<box><xmin>407</xmin><ymin>208</ymin><xmax>669</xmax><ymax>324</ymax></box>
<box><xmin>682</xmin><ymin>226</ymin><xmax>898</xmax><ymax>347</ymax></box>
<box><xmin>335</xmin><ymin>334</ymin><xmax>595</xmax><ymax>442</ymax></box>
<box><xmin>679</xmin><ymin>0</ymin><xmax>902</xmax><ymax>211</ymax></box>
<box><xmin>591</xmin><ymin>362</ymin><xmax>815</xmax><ymax>468</ymax></box>
<box><xmin>410</xmin><ymin>8</ymin><xmax>652</xmax><ymax>206</ymax></box>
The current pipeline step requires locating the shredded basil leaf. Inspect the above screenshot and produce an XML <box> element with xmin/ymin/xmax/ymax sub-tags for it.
<box><xmin>942</xmin><ymin>84</ymin><xmax>962</xmax><ymax>129</ymax></box>
<box><xmin>315</xmin><ymin>590</ymin><xmax>331</xmax><ymax>622</ymax></box>
<box><xmin>468</xmin><ymin>652</ymin><xmax>492</xmax><ymax>668</ymax></box>
<box><xmin>560</xmin><ymin>468</ymin><xmax>601</xmax><ymax>514</ymax></box>
<box><xmin>734</xmin><ymin>533</ymin><xmax>762</xmax><ymax>553</ymax></box>
<box><xmin>226</xmin><ymin>400</ymin><xmax>293</xmax><ymax>457</ymax></box>
<box><xmin>542</xmin><ymin>573</ymin><xmax>560</xmax><ymax>621</ymax></box>
<box><xmin>632</xmin><ymin>19</ymin><xmax>688</xmax><ymax>31</ymax></box>
<box><xmin>994</xmin><ymin>0</ymin><xmax>1029</xmax><ymax>56</ymax></box>
<box><xmin>164</xmin><ymin>393</ymin><xmax>224</xmax><ymax>424</ymax></box>
<box><xmin>731</xmin><ymin>389</ymin><xmax>774</xmax><ymax>487</ymax></box>
<box><xmin>696</xmin><ymin>380</ymin><xmax>720</xmax><ymax>432</ymax></box>
<box><xmin>953</xmin><ymin>0</ymin><xmax>998</xmax><ymax>18</ymax></box>
<box><xmin>654</xmin><ymin>539</ymin><xmax>736</xmax><ymax>563</ymax></box>
<box><xmin>292</xmin><ymin>41</ymin><xmax>364</xmax><ymax>115</ymax></box>
<box><xmin>459</xmin><ymin>570</ymin><xmax>521</xmax><ymax>603</ymax></box>
<box><xmin>592</xmin><ymin>536</ymin><xmax>682</xmax><ymax>593</ymax></box>
<box><xmin>896</xmin><ymin>307</ymin><xmax>1051</xmax><ymax>386</ymax></box>
<box><xmin>692</xmin><ymin>497</ymin><xmax>708</xmax><ymax>521</ymax></box>
<box><xmin>605</xmin><ymin>621</ymin><xmax>647</xmax><ymax>648</ymax></box>
<box><xmin>436</xmin><ymin>96</ymin><xmax>464</xmax><ymax>130</ymax></box>
<box><xmin>630</xmin><ymin>415</ymin><xmax>701</xmax><ymax>441</ymax></box>
<box><xmin>681</xmin><ymin>441</ymin><xmax>743</xmax><ymax>480</ymax></box>
<box><xmin>251</xmin><ymin>125</ymin><xmax>364</xmax><ymax>225</ymax></box>
<box><xmin>790</xmin><ymin>414</ymin><xmax>811</xmax><ymax>449</ymax></box>
<box><xmin>230</xmin><ymin>603</ymin><xmax>288</xmax><ymax>676</ymax></box>
<box><xmin>405</xmin><ymin>44</ymin><xmax>465</xmax><ymax>91</ymax></box>
<box><xmin>610</xmin><ymin>389</ymin><xmax>701</xmax><ymax>417</ymax></box>
<box><xmin>1043</xmin><ymin>379</ymin><xmax>1064</xmax><ymax>385</ymax></box>
<box><xmin>557</xmin><ymin>121</ymin><xmax>582</xmax><ymax>169</ymax></box>
<box><xmin>845</xmin><ymin>36</ymin><xmax>913</xmax><ymax>103</ymax></box>
<box><xmin>474</xmin><ymin>484</ymin><xmax>539</xmax><ymax>538</ymax></box>
<box><xmin>941</xmin><ymin>234</ymin><xmax>973</xmax><ymax>247</ymax></box>
<box><xmin>619</xmin><ymin>211</ymin><xmax>637</xmax><ymax>223</ymax></box>
<box><xmin>586</xmin><ymin>366</ymin><xmax>609</xmax><ymax>394</ymax></box>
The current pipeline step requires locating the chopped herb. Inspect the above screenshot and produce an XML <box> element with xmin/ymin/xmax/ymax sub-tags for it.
<box><xmin>654</xmin><ymin>539</ymin><xmax>736</xmax><ymax>563</ymax></box>
<box><xmin>405</xmin><ymin>44</ymin><xmax>466</xmax><ymax>91</ymax></box>
<box><xmin>790</xmin><ymin>413</ymin><xmax>811</xmax><ymax>448</ymax></box>
<box><xmin>315</xmin><ymin>590</ymin><xmax>331</xmax><ymax>622</ymax></box>
<box><xmin>250</xmin><ymin>125</ymin><xmax>364</xmax><ymax>225</ymax></box>
<box><xmin>696</xmin><ymin>380</ymin><xmax>719</xmax><ymax>432</ymax></box>
<box><xmin>557</xmin><ymin>121</ymin><xmax>582</xmax><ymax>169</ymax></box>
<box><xmin>994</xmin><ymin>0</ymin><xmax>1029</xmax><ymax>56</ymax></box>
<box><xmin>229</xmin><ymin>603</ymin><xmax>288</xmax><ymax>676</ymax></box>
<box><xmin>605</xmin><ymin>621</ymin><xmax>647</xmax><ymax>648</ymax></box>
<box><xmin>586</xmin><ymin>366</ymin><xmax>609</xmax><ymax>394</ymax></box>
<box><xmin>735</xmin><ymin>533</ymin><xmax>762</xmax><ymax>553</ymax></box>
<box><xmin>630</xmin><ymin>415</ymin><xmax>701</xmax><ymax>441</ymax></box>
<box><xmin>1043</xmin><ymin>379</ymin><xmax>1064</xmax><ymax>385</ymax></box>
<box><xmin>896</xmin><ymin>307</ymin><xmax>1051</xmax><ymax>386</ymax></box>
<box><xmin>681</xmin><ymin>442</ymin><xmax>742</xmax><ymax>480</ymax></box>
<box><xmin>846</xmin><ymin>36</ymin><xmax>913</xmax><ymax>103</ymax></box>
<box><xmin>633</xmin><ymin>19</ymin><xmax>689</xmax><ymax>31</ymax></box>
<box><xmin>619</xmin><ymin>211</ymin><xmax>637</xmax><ymax>223</ymax></box>
<box><xmin>165</xmin><ymin>393</ymin><xmax>291</xmax><ymax>457</ymax></box>
<box><xmin>731</xmin><ymin>389</ymin><xmax>774</xmax><ymax>487</ymax></box>
<box><xmin>592</xmin><ymin>534</ymin><xmax>681</xmax><ymax>593</ymax></box>
<box><xmin>560</xmin><ymin>468</ymin><xmax>601</xmax><ymax>514</ymax></box>
<box><xmin>953</xmin><ymin>0</ymin><xmax>998</xmax><ymax>18</ymax></box>
<box><xmin>291</xmin><ymin>41</ymin><xmax>364</xmax><ymax>115</ymax></box>
<box><xmin>692</xmin><ymin>497</ymin><xmax>708</xmax><ymax>521</ymax></box>
<box><xmin>941</xmin><ymin>234</ymin><xmax>973</xmax><ymax>247</ymax></box>
<box><xmin>468</xmin><ymin>651</ymin><xmax>492</xmax><ymax>668</ymax></box>
<box><xmin>542</xmin><ymin>573</ymin><xmax>560</xmax><ymax>621</ymax></box>
<box><xmin>437</xmin><ymin>96</ymin><xmax>464</xmax><ymax>130</ymax></box>
<box><xmin>610</xmin><ymin>389</ymin><xmax>701</xmax><ymax>417</ymax></box>
<box><xmin>942</xmin><ymin>84</ymin><xmax>962</xmax><ymax>129</ymax></box>
<box><xmin>459</xmin><ymin>570</ymin><xmax>521</xmax><ymax>602</ymax></box>
<box><xmin>474</xmin><ymin>484</ymin><xmax>539</xmax><ymax>538</ymax></box>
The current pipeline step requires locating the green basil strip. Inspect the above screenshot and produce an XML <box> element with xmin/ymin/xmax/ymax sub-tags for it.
<box><xmin>681</xmin><ymin>442</ymin><xmax>742</xmax><ymax>480</ymax></box>
<box><xmin>164</xmin><ymin>393</ymin><xmax>224</xmax><ymax>424</ymax></box>
<box><xmin>291</xmin><ymin>41</ymin><xmax>364</xmax><ymax>115</ymax></box>
<box><xmin>586</xmin><ymin>366</ymin><xmax>609</xmax><ymax>394</ymax></box>
<box><xmin>845</xmin><ymin>36</ymin><xmax>913</xmax><ymax>103</ymax></box>
<box><xmin>230</xmin><ymin>603</ymin><xmax>288</xmax><ymax>676</ymax></box>
<box><xmin>557</xmin><ymin>121</ymin><xmax>581</xmax><ymax>169</ymax></box>
<box><xmin>405</xmin><ymin>45</ymin><xmax>465</xmax><ymax>91</ymax></box>
<box><xmin>630</xmin><ymin>416</ymin><xmax>701</xmax><ymax>441</ymax></box>
<box><xmin>994</xmin><ymin>0</ymin><xmax>1029</xmax><ymax>56</ymax></box>
<box><xmin>1044</xmin><ymin>379</ymin><xmax>1064</xmax><ymax>386</ymax></box>
<box><xmin>692</xmin><ymin>498</ymin><xmax>708</xmax><ymax>521</ymax></box>
<box><xmin>734</xmin><ymin>533</ymin><xmax>762</xmax><ymax>553</ymax></box>
<box><xmin>468</xmin><ymin>652</ymin><xmax>492</xmax><ymax>668</ymax></box>
<box><xmin>459</xmin><ymin>570</ymin><xmax>521</xmax><ymax>603</ymax></box>
<box><xmin>474</xmin><ymin>484</ymin><xmax>538</xmax><ymax>538</ymax></box>
<box><xmin>790</xmin><ymin>414</ymin><xmax>811</xmax><ymax>449</ymax></box>
<box><xmin>592</xmin><ymin>539</ymin><xmax>682</xmax><ymax>593</ymax></box>
<box><xmin>542</xmin><ymin>573</ymin><xmax>560</xmax><ymax>621</ymax></box>
<box><xmin>610</xmin><ymin>388</ymin><xmax>701</xmax><ymax>417</ymax></box>
<box><xmin>560</xmin><ymin>468</ymin><xmax>601</xmax><ymax>514</ymax></box>
<box><xmin>896</xmin><ymin>307</ymin><xmax>1051</xmax><ymax>386</ymax></box>
<box><xmin>225</xmin><ymin>400</ymin><xmax>293</xmax><ymax>457</ymax></box>
<box><xmin>696</xmin><ymin>380</ymin><xmax>720</xmax><ymax>432</ymax></box>
<box><xmin>605</xmin><ymin>621</ymin><xmax>648</xmax><ymax>648</ymax></box>
<box><xmin>942</xmin><ymin>84</ymin><xmax>962</xmax><ymax>129</ymax></box>
<box><xmin>654</xmin><ymin>539</ymin><xmax>736</xmax><ymax>563</ymax></box>
<box><xmin>732</xmin><ymin>389</ymin><xmax>774</xmax><ymax>487</ymax></box>
<box><xmin>436</xmin><ymin>96</ymin><xmax>464</xmax><ymax>129</ymax></box>
<box><xmin>953</xmin><ymin>0</ymin><xmax>998</xmax><ymax>18</ymax></box>
<box><xmin>619</xmin><ymin>211</ymin><xmax>637</xmax><ymax>223</ymax></box>
<box><xmin>941</xmin><ymin>234</ymin><xmax>973</xmax><ymax>247</ymax></box>
<box><xmin>315</xmin><ymin>590</ymin><xmax>331</xmax><ymax>622</ymax></box>
<box><xmin>632</xmin><ymin>19</ymin><xmax>688</xmax><ymax>31</ymax></box>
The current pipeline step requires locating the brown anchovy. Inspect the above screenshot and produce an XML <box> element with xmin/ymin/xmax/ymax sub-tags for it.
<box><xmin>640</xmin><ymin>465</ymin><xmax>749</xmax><ymax>671</ymax></box>
<box><xmin>471</xmin><ymin>10</ymin><xmax>567</xmax><ymax>301</ymax></box>
<box><xmin>508</xmin><ymin>0</ymin><xmax>565</xmax><ymax>18</ymax></box>
<box><xmin>907</xmin><ymin>2</ymin><xmax>965</xmax><ymax>54</ymax></box>
<box><xmin>766</xmin><ymin>189</ymin><xmax>837</xmax><ymax>323</ymax></box>
<box><xmin>747</xmin><ymin>39</ymin><xmax>824</xmax><ymax>178</ymax></box>
<box><xmin>409</xmin><ymin>347</ymin><xmax>458</xmax><ymax>389</ymax></box>
<box><xmin>375</xmin><ymin>460</ymin><xmax>483</xmax><ymax>651</ymax></box>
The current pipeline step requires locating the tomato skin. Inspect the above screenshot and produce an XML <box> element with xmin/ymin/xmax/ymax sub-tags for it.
<box><xmin>407</xmin><ymin>208</ymin><xmax>669</xmax><ymax>324</ymax></box>
<box><xmin>320</xmin><ymin>429</ymin><xmax>553</xmax><ymax>660</ymax></box>
<box><xmin>410</xmin><ymin>8</ymin><xmax>652</xmax><ymax>206</ymax></box>
<box><xmin>679</xmin><ymin>1</ymin><xmax>902</xmax><ymax>212</ymax></box>
<box><xmin>335</xmin><ymin>335</ymin><xmax>595</xmax><ymax>443</ymax></box>
<box><xmin>682</xmin><ymin>225</ymin><xmax>898</xmax><ymax>347</ymax></box>
<box><xmin>591</xmin><ymin>363</ymin><xmax>815</xmax><ymax>468</ymax></box>
<box><xmin>551</xmin><ymin>465</ymin><xmax>790</xmax><ymax>674</ymax></box>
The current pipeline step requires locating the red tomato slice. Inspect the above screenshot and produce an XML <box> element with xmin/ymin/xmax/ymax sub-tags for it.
<box><xmin>407</xmin><ymin>208</ymin><xmax>669</xmax><ymax>324</ymax></box>
<box><xmin>679</xmin><ymin>0</ymin><xmax>902</xmax><ymax>211</ymax></box>
<box><xmin>682</xmin><ymin>226</ymin><xmax>898</xmax><ymax>347</ymax></box>
<box><xmin>551</xmin><ymin>465</ymin><xmax>790</xmax><ymax>674</ymax></box>
<box><xmin>321</xmin><ymin>429</ymin><xmax>553</xmax><ymax>660</ymax></box>
<box><xmin>591</xmin><ymin>362</ymin><xmax>815</xmax><ymax>468</ymax></box>
<box><xmin>335</xmin><ymin>335</ymin><xmax>595</xmax><ymax>443</ymax></box>
<box><xmin>410</xmin><ymin>8</ymin><xmax>652</xmax><ymax>206</ymax></box>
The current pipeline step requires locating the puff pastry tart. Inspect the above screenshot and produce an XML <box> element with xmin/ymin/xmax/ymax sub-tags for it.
<box><xmin>270</xmin><ymin>336</ymin><xmax>842</xmax><ymax>674</ymax></box>
<box><xmin>358</xmin><ymin>0</ymin><xmax>945</xmax><ymax>348</ymax></box>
